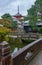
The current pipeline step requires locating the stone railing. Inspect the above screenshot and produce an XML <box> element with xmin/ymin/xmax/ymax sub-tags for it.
<box><xmin>8</xmin><ymin>32</ymin><xmax>41</xmax><ymax>40</ymax></box>
<box><xmin>12</xmin><ymin>38</ymin><xmax>42</xmax><ymax>65</ymax></box>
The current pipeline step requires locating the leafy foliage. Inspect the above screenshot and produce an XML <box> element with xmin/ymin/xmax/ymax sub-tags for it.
<box><xmin>1</xmin><ymin>13</ymin><xmax>13</xmax><ymax>28</ymax></box>
<box><xmin>0</xmin><ymin>27</ymin><xmax>10</xmax><ymax>42</ymax></box>
<box><xmin>11</xmin><ymin>21</ymin><xmax>18</xmax><ymax>30</ymax></box>
<box><xmin>27</xmin><ymin>0</ymin><xmax>42</xmax><ymax>30</ymax></box>
<box><xmin>1</xmin><ymin>13</ymin><xmax>18</xmax><ymax>30</ymax></box>
<box><xmin>1</xmin><ymin>13</ymin><xmax>12</xmax><ymax>19</ymax></box>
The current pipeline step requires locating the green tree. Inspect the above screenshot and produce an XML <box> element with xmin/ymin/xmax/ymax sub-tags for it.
<box><xmin>26</xmin><ymin>0</ymin><xmax>42</xmax><ymax>31</ymax></box>
<box><xmin>1</xmin><ymin>13</ymin><xmax>13</xmax><ymax>28</ymax></box>
<box><xmin>2</xmin><ymin>13</ymin><xmax>12</xmax><ymax>19</ymax></box>
<box><xmin>35</xmin><ymin>0</ymin><xmax>42</xmax><ymax>21</ymax></box>
<box><xmin>0</xmin><ymin>27</ymin><xmax>9</xmax><ymax>42</ymax></box>
<box><xmin>28</xmin><ymin>5</ymin><xmax>37</xmax><ymax>30</ymax></box>
<box><xmin>1</xmin><ymin>13</ymin><xmax>18</xmax><ymax>30</ymax></box>
<box><xmin>11</xmin><ymin>21</ymin><xmax>18</xmax><ymax>30</ymax></box>
<box><xmin>24</xmin><ymin>16</ymin><xmax>29</xmax><ymax>21</ymax></box>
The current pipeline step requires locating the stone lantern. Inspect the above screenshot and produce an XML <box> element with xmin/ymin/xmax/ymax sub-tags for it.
<box><xmin>0</xmin><ymin>41</ymin><xmax>11</xmax><ymax>65</ymax></box>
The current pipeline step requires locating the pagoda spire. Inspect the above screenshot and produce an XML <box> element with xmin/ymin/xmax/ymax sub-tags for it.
<box><xmin>18</xmin><ymin>5</ymin><xmax>19</xmax><ymax>14</ymax></box>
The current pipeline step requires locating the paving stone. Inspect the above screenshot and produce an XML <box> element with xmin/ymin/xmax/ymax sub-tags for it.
<box><xmin>27</xmin><ymin>50</ymin><xmax>42</xmax><ymax>65</ymax></box>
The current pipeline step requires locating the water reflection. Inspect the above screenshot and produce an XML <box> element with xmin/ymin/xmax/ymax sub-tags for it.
<box><xmin>12</xmin><ymin>48</ymin><xmax>21</xmax><ymax>57</ymax></box>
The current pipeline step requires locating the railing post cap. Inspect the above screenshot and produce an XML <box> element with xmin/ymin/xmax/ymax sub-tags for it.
<box><xmin>0</xmin><ymin>41</ymin><xmax>8</xmax><ymax>46</ymax></box>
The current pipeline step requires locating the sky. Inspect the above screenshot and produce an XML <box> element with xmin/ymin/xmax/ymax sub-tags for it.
<box><xmin>0</xmin><ymin>0</ymin><xmax>36</xmax><ymax>18</ymax></box>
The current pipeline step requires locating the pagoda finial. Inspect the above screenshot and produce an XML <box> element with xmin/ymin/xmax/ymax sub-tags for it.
<box><xmin>18</xmin><ymin>5</ymin><xmax>19</xmax><ymax>14</ymax></box>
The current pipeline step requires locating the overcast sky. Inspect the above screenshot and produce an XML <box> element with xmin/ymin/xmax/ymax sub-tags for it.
<box><xmin>0</xmin><ymin>0</ymin><xmax>36</xmax><ymax>18</ymax></box>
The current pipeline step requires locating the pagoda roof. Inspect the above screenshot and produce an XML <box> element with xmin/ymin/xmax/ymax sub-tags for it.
<box><xmin>13</xmin><ymin>5</ymin><xmax>24</xmax><ymax>17</ymax></box>
<box><xmin>13</xmin><ymin>12</ymin><xmax>23</xmax><ymax>17</ymax></box>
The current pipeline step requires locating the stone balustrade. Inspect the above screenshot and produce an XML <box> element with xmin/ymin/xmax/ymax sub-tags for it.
<box><xmin>12</xmin><ymin>38</ymin><xmax>42</xmax><ymax>65</ymax></box>
<box><xmin>0</xmin><ymin>38</ymin><xmax>42</xmax><ymax>65</ymax></box>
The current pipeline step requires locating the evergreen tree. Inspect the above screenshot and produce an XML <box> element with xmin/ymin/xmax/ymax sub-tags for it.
<box><xmin>27</xmin><ymin>0</ymin><xmax>42</xmax><ymax>30</ymax></box>
<box><xmin>35</xmin><ymin>0</ymin><xmax>42</xmax><ymax>22</ymax></box>
<box><xmin>28</xmin><ymin>5</ymin><xmax>37</xmax><ymax>30</ymax></box>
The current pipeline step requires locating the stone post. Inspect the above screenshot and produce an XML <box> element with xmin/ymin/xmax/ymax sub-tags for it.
<box><xmin>0</xmin><ymin>41</ymin><xmax>11</xmax><ymax>65</ymax></box>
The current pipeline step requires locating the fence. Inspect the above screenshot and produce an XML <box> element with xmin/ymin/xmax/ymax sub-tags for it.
<box><xmin>12</xmin><ymin>38</ymin><xmax>42</xmax><ymax>65</ymax></box>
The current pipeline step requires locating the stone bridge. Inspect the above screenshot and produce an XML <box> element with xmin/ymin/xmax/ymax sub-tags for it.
<box><xmin>8</xmin><ymin>33</ymin><xmax>41</xmax><ymax>40</ymax></box>
<box><xmin>0</xmin><ymin>38</ymin><xmax>42</xmax><ymax>65</ymax></box>
<box><xmin>12</xmin><ymin>38</ymin><xmax>42</xmax><ymax>65</ymax></box>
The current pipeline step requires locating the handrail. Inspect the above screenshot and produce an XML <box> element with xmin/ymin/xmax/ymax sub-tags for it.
<box><xmin>12</xmin><ymin>38</ymin><xmax>42</xmax><ymax>65</ymax></box>
<box><xmin>12</xmin><ymin>38</ymin><xmax>42</xmax><ymax>58</ymax></box>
